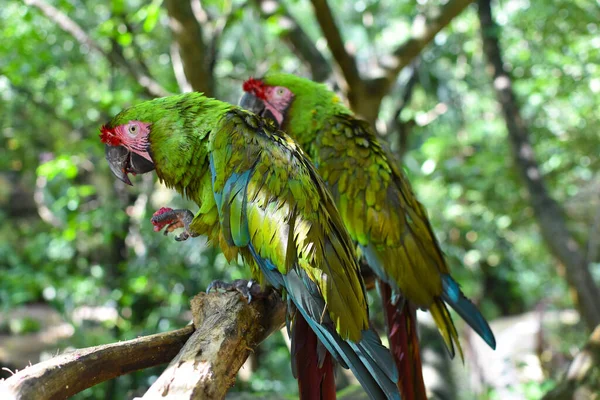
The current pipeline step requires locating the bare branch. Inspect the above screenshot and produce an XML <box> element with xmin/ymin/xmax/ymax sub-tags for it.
<box><xmin>165</xmin><ymin>0</ymin><xmax>214</xmax><ymax>96</ymax></box>
<box><xmin>253</xmin><ymin>0</ymin><xmax>331</xmax><ymax>82</ymax></box>
<box><xmin>1</xmin><ymin>326</ymin><xmax>194</xmax><ymax>399</ymax></box>
<box><xmin>142</xmin><ymin>290</ymin><xmax>286</xmax><ymax>399</ymax></box>
<box><xmin>1</xmin><ymin>289</ymin><xmax>286</xmax><ymax>399</ymax></box>
<box><xmin>24</xmin><ymin>0</ymin><xmax>170</xmax><ymax>98</ymax></box>
<box><xmin>477</xmin><ymin>0</ymin><xmax>600</xmax><ymax>328</ymax></box>
<box><xmin>382</xmin><ymin>0</ymin><xmax>475</xmax><ymax>84</ymax></box>
<box><xmin>309</xmin><ymin>0</ymin><xmax>361</xmax><ymax>86</ymax></box>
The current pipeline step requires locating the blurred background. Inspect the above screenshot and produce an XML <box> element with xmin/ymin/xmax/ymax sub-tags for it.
<box><xmin>1</xmin><ymin>0</ymin><xmax>599</xmax><ymax>398</ymax></box>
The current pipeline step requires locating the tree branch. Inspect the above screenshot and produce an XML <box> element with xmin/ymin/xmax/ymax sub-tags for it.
<box><xmin>1</xmin><ymin>290</ymin><xmax>286</xmax><ymax>400</ymax></box>
<box><xmin>165</xmin><ymin>0</ymin><xmax>214</xmax><ymax>96</ymax></box>
<box><xmin>23</xmin><ymin>0</ymin><xmax>170</xmax><ymax>98</ymax></box>
<box><xmin>309</xmin><ymin>0</ymin><xmax>361</xmax><ymax>86</ymax></box>
<box><xmin>1</xmin><ymin>326</ymin><xmax>194</xmax><ymax>399</ymax></box>
<box><xmin>477</xmin><ymin>0</ymin><xmax>600</xmax><ymax>328</ymax></box>
<box><xmin>253</xmin><ymin>0</ymin><xmax>331</xmax><ymax>82</ymax></box>
<box><xmin>382</xmin><ymin>0</ymin><xmax>475</xmax><ymax>85</ymax></box>
<box><xmin>141</xmin><ymin>290</ymin><xmax>285</xmax><ymax>399</ymax></box>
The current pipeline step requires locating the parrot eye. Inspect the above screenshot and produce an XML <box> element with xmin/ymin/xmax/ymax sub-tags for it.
<box><xmin>276</xmin><ymin>88</ymin><xmax>285</xmax><ymax>96</ymax></box>
<box><xmin>128</xmin><ymin>124</ymin><xmax>138</xmax><ymax>135</ymax></box>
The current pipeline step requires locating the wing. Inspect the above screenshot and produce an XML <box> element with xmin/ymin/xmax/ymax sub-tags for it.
<box><xmin>209</xmin><ymin>109</ymin><xmax>368</xmax><ymax>342</ymax></box>
<box><xmin>315</xmin><ymin>114</ymin><xmax>448</xmax><ymax>307</ymax></box>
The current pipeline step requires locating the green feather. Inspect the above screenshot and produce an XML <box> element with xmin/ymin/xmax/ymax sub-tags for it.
<box><xmin>259</xmin><ymin>73</ymin><xmax>496</xmax><ymax>359</ymax></box>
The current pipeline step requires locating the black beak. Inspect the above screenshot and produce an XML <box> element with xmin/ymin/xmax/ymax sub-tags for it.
<box><xmin>105</xmin><ymin>145</ymin><xmax>155</xmax><ymax>186</ymax></box>
<box><xmin>239</xmin><ymin>92</ymin><xmax>264</xmax><ymax>114</ymax></box>
<box><xmin>239</xmin><ymin>92</ymin><xmax>281</xmax><ymax>128</ymax></box>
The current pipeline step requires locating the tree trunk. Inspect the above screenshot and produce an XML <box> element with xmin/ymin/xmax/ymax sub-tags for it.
<box><xmin>477</xmin><ymin>0</ymin><xmax>600</xmax><ymax>329</ymax></box>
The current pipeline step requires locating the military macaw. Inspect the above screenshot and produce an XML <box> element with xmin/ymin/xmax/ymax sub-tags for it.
<box><xmin>240</xmin><ymin>74</ymin><xmax>496</xmax><ymax>400</ymax></box>
<box><xmin>99</xmin><ymin>93</ymin><xmax>400</xmax><ymax>400</ymax></box>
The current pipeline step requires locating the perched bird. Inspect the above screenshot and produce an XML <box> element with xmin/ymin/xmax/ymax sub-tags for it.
<box><xmin>241</xmin><ymin>74</ymin><xmax>497</xmax><ymax>400</ymax></box>
<box><xmin>99</xmin><ymin>93</ymin><xmax>400</xmax><ymax>400</ymax></box>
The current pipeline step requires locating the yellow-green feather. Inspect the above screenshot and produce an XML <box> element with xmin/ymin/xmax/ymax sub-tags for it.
<box><xmin>262</xmin><ymin>73</ymin><xmax>463</xmax><ymax>355</ymax></box>
<box><xmin>116</xmin><ymin>96</ymin><xmax>370</xmax><ymax>341</ymax></box>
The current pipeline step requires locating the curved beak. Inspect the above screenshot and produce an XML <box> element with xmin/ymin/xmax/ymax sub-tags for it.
<box><xmin>239</xmin><ymin>92</ymin><xmax>264</xmax><ymax>114</ymax></box>
<box><xmin>239</xmin><ymin>92</ymin><xmax>280</xmax><ymax>128</ymax></box>
<box><xmin>105</xmin><ymin>145</ymin><xmax>155</xmax><ymax>186</ymax></box>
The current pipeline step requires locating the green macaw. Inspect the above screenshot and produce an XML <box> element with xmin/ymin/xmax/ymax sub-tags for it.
<box><xmin>99</xmin><ymin>93</ymin><xmax>400</xmax><ymax>400</ymax></box>
<box><xmin>241</xmin><ymin>74</ymin><xmax>497</xmax><ymax>400</ymax></box>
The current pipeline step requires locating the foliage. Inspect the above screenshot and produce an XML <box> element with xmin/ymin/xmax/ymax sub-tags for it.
<box><xmin>1</xmin><ymin>0</ymin><xmax>598</xmax><ymax>398</ymax></box>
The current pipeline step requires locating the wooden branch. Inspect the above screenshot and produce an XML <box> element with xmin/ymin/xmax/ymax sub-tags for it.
<box><xmin>0</xmin><ymin>289</ymin><xmax>286</xmax><ymax>400</ymax></box>
<box><xmin>309</xmin><ymin>0</ymin><xmax>361</xmax><ymax>86</ymax></box>
<box><xmin>0</xmin><ymin>326</ymin><xmax>194</xmax><ymax>399</ymax></box>
<box><xmin>542</xmin><ymin>325</ymin><xmax>600</xmax><ymax>399</ymax></box>
<box><xmin>253</xmin><ymin>0</ymin><xmax>331</xmax><ymax>82</ymax></box>
<box><xmin>477</xmin><ymin>0</ymin><xmax>600</xmax><ymax>328</ymax></box>
<box><xmin>23</xmin><ymin>0</ymin><xmax>170</xmax><ymax>98</ymax></box>
<box><xmin>142</xmin><ymin>290</ymin><xmax>286</xmax><ymax>399</ymax></box>
<box><xmin>383</xmin><ymin>0</ymin><xmax>475</xmax><ymax>84</ymax></box>
<box><xmin>165</xmin><ymin>0</ymin><xmax>214</xmax><ymax>96</ymax></box>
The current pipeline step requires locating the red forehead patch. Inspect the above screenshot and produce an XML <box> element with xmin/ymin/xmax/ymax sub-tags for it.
<box><xmin>99</xmin><ymin>125</ymin><xmax>122</xmax><ymax>146</ymax></box>
<box><xmin>242</xmin><ymin>77</ymin><xmax>266</xmax><ymax>100</ymax></box>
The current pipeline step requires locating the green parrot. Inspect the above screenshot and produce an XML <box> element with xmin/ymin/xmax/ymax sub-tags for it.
<box><xmin>241</xmin><ymin>74</ymin><xmax>497</xmax><ymax>399</ymax></box>
<box><xmin>99</xmin><ymin>93</ymin><xmax>400</xmax><ymax>400</ymax></box>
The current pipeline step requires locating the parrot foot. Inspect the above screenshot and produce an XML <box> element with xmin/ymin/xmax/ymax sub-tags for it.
<box><xmin>151</xmin><ymin>207</ymin><xmax>195</xmax><ymax>241</ymax></box>
<box><xmin>206</xmin><ymin>279</ymin><xmax>263</xmax><ymax>303</ymax></box>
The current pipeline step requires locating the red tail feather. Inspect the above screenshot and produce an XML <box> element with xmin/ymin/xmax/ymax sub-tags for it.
<box><xmin>294</xmin><ymin>314</ymin><xmax>337</xmax><ymax>400</ymax></box>
<box><xmin>381</xmin><ymin>282</ymin><xmax>428</xmax><ymax>400</ymax></box>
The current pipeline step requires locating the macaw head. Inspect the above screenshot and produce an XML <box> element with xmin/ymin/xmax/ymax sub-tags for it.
<box><xmin>240</xmin><ymin>76</ymin><xmax>295</xmax><ymax>128</ymax></box>
<box><xmin>240</xmin><ymin>74</ymin><xmax>344</xmax><ymax>147</ymax></box>
<box><xmin>100</xmin><ymin>110</ymin><xmax>155</xmax><ymax>186</ymax></box>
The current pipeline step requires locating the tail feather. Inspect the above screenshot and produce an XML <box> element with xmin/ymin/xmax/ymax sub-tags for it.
<box><xmin>293</xmin><ymin>314</ymin><xmax>337</xmax><ymax>400</ymax></box>
<box><xmin>350</xmin><ymin>329</ymin><xmax>401</xmax><ymax>397</ymax></box>
<box><xmin>441</xmin><ymin>275</ymin><xmax>496</xmax><ymax>350</ymax></box>
<box><xmin>381</xmin><ymin>282</ymin><xmax>428</xmax><ymax>400</ymax></box>
<box><xmin>285</xmin><ymin>269</ymin><xmax>400</xmax><ymax>400</ymax></box>
<box><xmin>299</xmin><ymin>308</ymin><xmax>400</xmax><ymax>400</ymax></box>
<box><xmin>429</xmin><ymin>299</ymin><xmax>463</xmax><ymax>360</ymax></box>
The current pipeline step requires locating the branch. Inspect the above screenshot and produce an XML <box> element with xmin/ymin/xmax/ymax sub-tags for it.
<box><xmin>309</xmin><ymin>0</ymin><xmax>361</xmax><ymax>86</ymax></box>
<box><xmin>1</xmin><ymin>290</ymin><xmax>286</xmax><ymax>400</ymax></box>
<box><xmin>23</xmin><ymin>0</ymin><xmax>170</xmax><ymax>98</ymax></box>
<box><xmin>142</xmin><ymin>290</ymin><xmax>286</xmax><ymax>399</ymax></box>
<box><xmin>253</xmin><ymin>0</ymin><xmax>331</xmax><ymax>82</ymax></box>
<box><xmin>477</xmin><ymin>0</ymin><xmax>600</xmax><ymax>328</ymax></box>
<box><xmin>165</xmin><ymin>0</ymin><xmax>214</xmax><ymax>96</ymax></box>
<box><xmin>1</xmin><ymin>326</ymin><xmax>194</xmax><ymax>399</ymax></box>
<box><xmin>542</xmin><ymin>325</ymin><xmax>600</xmax><ymax>399</ymax></box>
<box><xmin>383</xmin><ymin>0</ymin><xmax>475</xmax><ymax>84</ymax></box>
